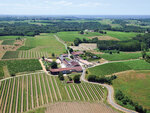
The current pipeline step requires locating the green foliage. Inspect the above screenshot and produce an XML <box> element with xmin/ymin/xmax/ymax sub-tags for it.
<box><xmin>2</xmin><ymin>40</ymin><xmax>15</xmax><ymax>45</ymax></box>
<box><xmin>18</xmin><ymin>46</ymin><xmax>34</xmax><ymax>50</ymax></box>
<box><xmin>58</xmin><ymin>72</ymin><xmax>64</xmax><ymax>81</ymax></box>
<box><xmin>50</xmin><ymin>61</ymin><xmax>58</xmax><ymax>69</ymax></box>
<box><xmin>73</xmin><ymin>74</ymin><xmax>80</xmax><ymax>83</ymax></box>
<box><xmin>2</xmin><ymin>51</ymin><xmax>19</xmax><ymax>59</ymax></box>
<box><xmin>0</xmin><ymin>59</ymin><xmax>42</xmax><ymax>76</ymax></box>
<box><xmin>0</xmin><ymin>66</ymin><xmax>4</xmax><ymax>78</ymax></box>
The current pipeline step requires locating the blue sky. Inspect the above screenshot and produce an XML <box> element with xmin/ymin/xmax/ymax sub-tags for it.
<box><xmin>0</xmin><ymin>0</ymin><xmax>149</xmax><ymax>15</ymax></box>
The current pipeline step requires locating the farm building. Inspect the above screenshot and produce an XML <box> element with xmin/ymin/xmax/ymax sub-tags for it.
<box><xmin>50</xmin><ymin>66</ymin><xmax>83</xmax><ymax>75</ymax></box>
<box><xmin>71</xmin><ymin>51</ymin><xmax>83</xmax><ymax>56</ymax></box>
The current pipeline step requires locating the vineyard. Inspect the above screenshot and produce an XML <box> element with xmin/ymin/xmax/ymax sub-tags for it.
<box><xmin>18</xmin><ymin>51</ymin><xmax>49</xmax><ymax>59</ymax></box>
<box><xmin>0</xmin><ymin>72</ymin><xmax>106</xmax><ymax>113</ymax></box>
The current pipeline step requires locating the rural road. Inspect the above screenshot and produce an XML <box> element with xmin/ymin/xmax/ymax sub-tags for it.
<box><xmin>80</xmin><ymin>66</ymin><xmax>137</xmax><ymax>113</ymax></box>
<box><xmin>54</xmin><ymin>34</ymin><xmax>137</xmax><ymax>113</ymax></box>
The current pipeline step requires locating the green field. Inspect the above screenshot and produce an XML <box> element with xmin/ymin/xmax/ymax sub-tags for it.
<box><xmin>24</xmin><ymin>33</ymin><xmax>65</xmax><ymax>56</ymax></box>
<box><xmin>113</xmin><ymin>70</ymin><xmax>150</xmax><ymax>110</ymax></box>
<box><xmin>100</xmin><ymin>52</ymin><xmax>150</xmax><ymax>61</ymax></box>
<box><xmin>0</xmin><ymin>59</ymin><xmax>42</xmax><ymax>77</ymax></box>
<box><xmin>104</xmin><ymin>31</ymin><xmax>140</xmax><ymax>41</ymax></box>
<box><xmin>88</xmin><ymin>60</ymin><xmax>150</xmax><ymax>77</ymax></box>
<box><xmin>57</xmin><ymin>31</ymin><xmax>102</xmax><ymax>42</ymax></box>
<box><xmin>0</xmin><ymin>36</ymin><xmax>20</xmax><ymax>40</ymax></box>
<box><xmin>0</xmin><ymin>73</ymin><xmax>106</xmax><ymax>113</ymax></box>
<box><xmin>2</xmin><ymin>51</ymin><xmax>19</xmax><ymax>59</ymax></box>
<box><xmin>2</xmin><ymin>39</ymin><xmax>15</xmax><ymax>45</ymax></box>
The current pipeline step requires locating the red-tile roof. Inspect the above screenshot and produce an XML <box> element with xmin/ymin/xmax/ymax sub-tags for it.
<box><xmin>50</xmin><ymin>66</ymin><xmax>82</xmax><ymax>73</ymax></box>
<box><xmin>71</xmin><ymin>51</ymin><xmax>83</xmax><ymax>56</ymax></box>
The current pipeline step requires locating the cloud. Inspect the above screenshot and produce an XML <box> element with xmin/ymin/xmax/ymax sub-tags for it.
<box><xmin>53</xmin><ymin>0</ymin><xmax>73</xmax><ymax>6</ymax></box>
<box><xmin>77</xmin><ymin>2</ymin><xmax>110</xmax><ymax>7</ymax></box>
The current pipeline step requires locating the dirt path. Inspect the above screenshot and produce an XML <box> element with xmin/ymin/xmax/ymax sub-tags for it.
<box><xmin>15</xmin><ymin>78</ymin><xmax>19</xmax><ymax>113</ymax></box>
<box><xmin>3</xmin><ymin>79</ymin><xmax>11</xmax><ymax>113</ymax></box>
<box><xmin>80</xmin><ymin>84</ymin><xmax>90</xmax><ymax>101</ymax></box>
<box><xmin>42</xmin><ymin>74</ymin><xmax>49</xmax><ymax>104</ymax></box>
<box><xmin>64</xmin><ymin>86</ymin><xmax>71</xmax><ymax>101</ymax></box>
<box><xmin>21</xmin><ymin>76</ymin><xmax>24</xmax><ymax>113</ymax></box>
<box><xmin>9</xmin><ymin>78</ymin><xmax>15</xmax><ymax>113</ymax></box>
<box><xmin>49</xmin><ymin>76</ymin><xmax>58</xmax><ymax>101</ymax></box>
<box><xmin>76</xmin><ymin>85</ymin><xmax>85</xmax><ymax>101</ymax></box>
<box><xmin>68</xmin><ymin>85</ymin><xmax>76</xmax><ymax>100</ymax></box>
<box><xmin>39</xmin><ymin>59</ymin><xmax>49</xmax><ymax>75</ymax></box>
<box><xmin>53</xmin><ymin>77</ymin><xmax>62</xmax><ymax>101</ymax></box>
<box><xmin>34</xmin><ymin>75</ymin><xmax>39</xmax><ymax>107</ymax></box>
<box><xmin>72</xmin><ymin>85</ymin><xmax>80</xmax><ymax>100</ymax></box>
<box><xmin>38</xmin><ymin>74</ymin><xmax>44</xmax><ymax>105</ymax></box>
<box><xmin>45</xmin><ymin>75</ymin><xmax>53</xmax><ymax>103</ymax></box>
<box><xmin>30</xmin><ymin>75</ymin><xmax>34</xmax><ymax>109</ymax></box>
<box><xmin>26</xmin><ymin>76</ymin><xmax>29</xmax><ymax>111</ymax></box>
<box><xmin>3</xmin><ymin>66</ymin><xmax>10</xmax><ymax>78</ymax></box>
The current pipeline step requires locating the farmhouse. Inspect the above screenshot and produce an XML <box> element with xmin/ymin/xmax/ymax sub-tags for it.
<box><xmin>71</xmin><ymin>51</ymin><xmax>83</xmax><ymax>56</ymax></box>
<box><xmin>50</xmin><ymin>66</ymin><xmax>83</xmax><ymax>75</ymax></box>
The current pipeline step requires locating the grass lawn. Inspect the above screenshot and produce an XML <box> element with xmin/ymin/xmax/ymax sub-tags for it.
<box><xmin>88</xmin><ymin>60</ymin><xmax>150</xmax><ymax>77</ymax></box>
<box><xmin>100</xmin><ymin>52</ymin><xmax>150</xmax><ymax>61</ymax></box>
<box><xmin>24</xmin><ymin>33</ymin><xmax>65</xmax><ymax>56</ymax></box>
<box><xmin>113</xmin><ymin>70</ymin><xmax>150</xmax><ymax>110</ymax></box>
<box><xmin>57</xmin><ymin>31</ymin><xmax>102</xmax><ymax>42</ymax></box>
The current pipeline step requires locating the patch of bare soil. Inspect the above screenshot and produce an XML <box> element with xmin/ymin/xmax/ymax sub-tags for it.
<box><xmin>70</xmin><ymin>43</ymin><xmax>97</xmax><ymax>51</ymax></box>
<box><xmin>3</xmin><ymin>66</ymin><xmax>10</xmax><ymax>78</ymax></box>
<box><xmin>0</xmin><ymin>51</ymin><xmax>5</xmax><ymax>59</ymax></box>
<box><xmin>88</xmin><ymin>36</ymin><xmax>119</xmax><ymax>41</ymax></box>
<box><xmin>0</xmin><ymin>40</ymin><xmax>3</xmax><ymax>45</ymax></box>
<box><xmin>45</xmin><ymin>102</ymin><xmax>118</xmax><ymax>113</ymax></box>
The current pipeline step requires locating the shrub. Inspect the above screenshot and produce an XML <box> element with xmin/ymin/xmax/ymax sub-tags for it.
<box><xmin>58</xmin><ymin>72</ymin><xmax>64</xmax><ymax>81</ymax></box>
<box><xmin>73</xmin><ymin>74</ymin><xmax>80</xmax><ymax>83</ymax></box>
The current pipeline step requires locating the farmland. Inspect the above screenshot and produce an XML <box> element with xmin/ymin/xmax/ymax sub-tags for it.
<box><xmin>23</xmin><ymin>33</ymin><xmax>65</xmax><ymax>56</ymax></box>
<box><xmin>0</xmin><ymin>73</ymin><xmax>108</xmax><ymax>113</ymax></box>
<box><xmin>100</xmin><ymin>52</ymin><xmax>150</xmax><ymax>61</ymax></box>
<box><xmin>2</xmin><ymin>40</ymin><xmax>15</xmax><ymax>45</ymax></box>
<box><xmin>2</xmin><ymin>51</ymin><xmax>19</xmax><ymax>59</ymax></box>
<box><xmin>0</xmin><ymin>59</ymin><xmax>42</xmax><ymax>77</ymax></box>
<box><xmin>88</xmin><ymin>60</ymin><xmax>150</xmax><ymax>77</ymax></box>
<box><xmin>112</xmin><ymin>70</ymin><xmax>150</xmax><ymax>110</ymax></box>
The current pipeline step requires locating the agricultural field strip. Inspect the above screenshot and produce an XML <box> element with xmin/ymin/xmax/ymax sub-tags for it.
<box><xmin>26</xmin><ymin>76</ymin><xmax>28</xmax><ymax>111</ymax></box>
<box><xmin>72</xmin><ymin>85</ymin><xmax>80</xmax><ymax>100</ymax></box>
<box><xmin>15</xmin><ymin>78</ymin><xmax>19</xmax><ymax>113</ymax></box>
<box><xmin>41</xmin><ymin>74</ymin><xmax>49</xmax><ymax>104</ymax></box>
<box><xmin>87</xmin><ymin>83</ymin><xmax>99</xmax><ymax>101</ymax></box>
<box><xmin>9</xmin><ymin>78</ymin><xmax>15</xmax><ymax>113</ymax></box>
<box><xmin>83</xmin><ymin>83</ymin><xmax>95</xmax><ymax>101</ymax></box>
<box><xmin>64</xmin><ymin>86</ymin><xmax>71</xmax><ymax>100</ymax></box>
<box><xmin>38</xmin><ymin>74</ymin><xmax>44</xmax><ymax>105</ymax></box>
<box><xmin>53</xmin><ymin>77</ymin><xmax>62</xmax><ymax>101</ymax></box>
<box><xmin>39</xmin><ymin>75</ymin><xmax>46</xmax><ymax>104</ymax></box>
<box><xmin>49</xmin><ymin>76</ymin><xmax>58</xmax><ymax>101</ymax></box>
<box><xmin>91</xmin><ymin>84</ymin><xmax>103</xmax><ymax>100</ymax></box>
<box><xmin>0</xmin><ymin>80</ymin><xmax>6</xmax><ymax>107</ymax></box>
<box><xmin>68</xmin><ymin>85</ymin><xmax>76</xmax><ymax>100</ymax></box>
<box><xmin>76</xmin><ymin>85</ymin><xmax>86</xmax><ymax>101</ymax></box>
<box><xmin>95</xmin><ymin>85</ymin><xmax>104</xmax><ymax>96</ymax></box>
<box><xmin>45</xmin><ymin>75</ymin><xmax>53</xmax><ymax>103</ymax></box>
<box><xmin>3</xmin><ymin>79</ymin><xmax>11</xmax><ymax>113</ymax></box>
<box><xmin>34</xmin><ymin>75</ymin><xmax>39</xmax><ymax>107</ymax></box>
<box><xmin>80</xmin><ymin>84</ymin><xmax>90</xmax><ymax>101</ymax></box>
<box><xmin>30</xmin><ymin>75</ymin><xmax>34</xmax><ymax>109</ymax></box>
<box><xmin>21</xmin><ymin>76</ymin><xmax>24</xmax><ymax>113</ymax></box>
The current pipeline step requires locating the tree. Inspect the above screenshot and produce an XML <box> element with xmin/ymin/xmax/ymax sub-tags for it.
<box><xmin>88</xmin><ymin>75</ymin><xmax>96</xmax><ymax>82</ymax></box>
<box><xmin>51</xmin><ymin>61</ymin><xmax>58</xmax><ymax>69</ymax></box>
<box><xmin>73</xmin><ymin>74</ymin><xmax>80</xmax><ymax>83</ymax></box>
<box><xmin>42</xmin><ymin>56</ymin><xmax>45</xmax><ymax>60</ymax></box>
<box><xmin>52</xmin><ymin>53</ymin><xmax>55</xmax><ymax>58</ymax></box>
<box><xmin>80</xmin><ymin>30</ymin><xmax>84</xmax><ymax>34</ymax></box>
<box><xmin>142</xmin><ymin>51</ymin><xmax>147</xmax><ymax>59</ymax></box>
<box><xmin>58</xmin><ymin>72</ymin><xmax>64</xmax><ymax>81</ymax></box>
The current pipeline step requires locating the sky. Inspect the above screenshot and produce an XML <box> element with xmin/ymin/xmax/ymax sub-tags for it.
<box><xmin>0</xmin><ymin>0</ymin><xmax>149</xmax><ymax>15</ymax></box>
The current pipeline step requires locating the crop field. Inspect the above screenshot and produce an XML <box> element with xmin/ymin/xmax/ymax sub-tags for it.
<box><xmin>57</xmin><ymin>31</ymin><xmax>102</xmax><ymax>42</ymax></box>
<box><xmin>23</xmin><ymin>33</ymin><xmax>65</xmax><ymax>55</ymax></box>
<box><xmin>0</xmin><ymin>59</ymin><xmax>42</xmax><ymax>77</ymax></box>
<box><xmin>104</xmin><ymin>31</ymin><xmax>140</xmax><ymax>41</ymax></box>
<box><xmin>1</xmin><ymin>40</ymin><xmax>15</xmax><ymax>45</ymax></box>
<box><xmin>113</xmin><ymin>70</ymin><xmax>150</xmax><ymax>110</ymax></box>
<box><xmin>0</xmin><ymin>36</ymin><xmax>20</xmax><ymax>40</ymax></box>
<box><xmin>18</xmin><ymin>51</ymin><xmax>48</xmax><ymax>59</ymax></box>
<box><xmin>2</xmin><ymin>51</ymin><xmax>19</xmax><ymax>59</ymax></box>
<box><xmin>100</xmin><ymin>52</ymin><xmax>150</xmax><ymax>61</ymax></box>
<box><xmin>88</xmin><ymin>60</ymin><xmax>150</xmax><ymax>77</ymax></box>
<box><xmin>0</xmin><ymin>73</ymin><xmax>106</xmax><ymax>113</ymax></box>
